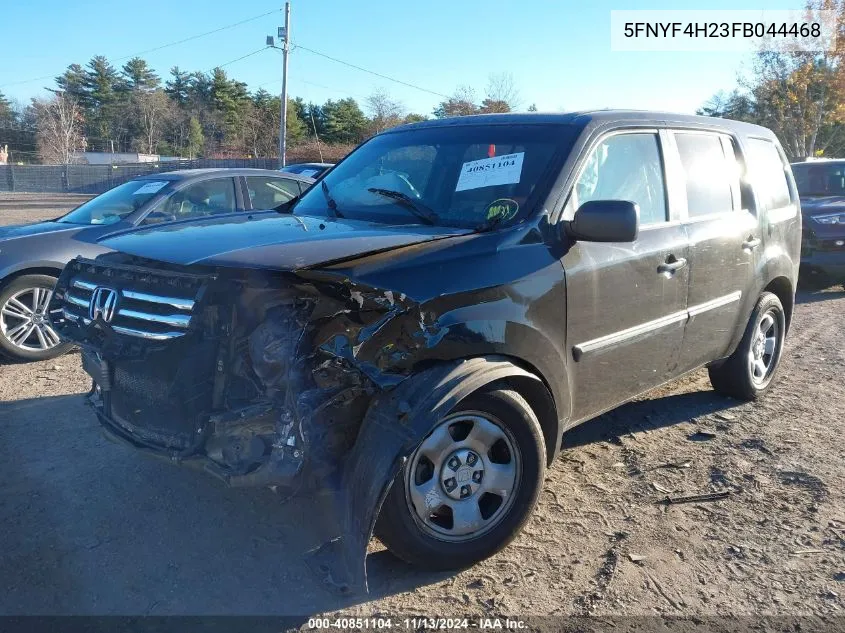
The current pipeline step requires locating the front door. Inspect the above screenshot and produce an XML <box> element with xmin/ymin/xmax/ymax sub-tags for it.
<box><xmin>561</xmin><ymin>130</ymin><xmax>690</xmax><ymax>422</ymax></box>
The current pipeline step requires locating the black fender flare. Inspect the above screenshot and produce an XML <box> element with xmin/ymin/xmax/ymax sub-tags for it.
<box><xmin>307</xmin><ymin>355</ymin><xmax>546</xmax><ymax>595</ymax></box>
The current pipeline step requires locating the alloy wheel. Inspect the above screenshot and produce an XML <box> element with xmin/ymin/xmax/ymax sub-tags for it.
<box><xmin>0</xmin><ymin>287</ymin><xmax>62</xmax><ymax>353</ymax></box>
<box><xmin>748</xmin><ymin>309</ymin><xmax>780</xmax><ymax>386</ymax></box>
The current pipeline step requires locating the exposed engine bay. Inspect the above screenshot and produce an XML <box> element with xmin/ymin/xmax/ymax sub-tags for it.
<box><xmin>52</xmin><ymin>254</ymin><xmax>391</xmax><ymax>495</ymax></box>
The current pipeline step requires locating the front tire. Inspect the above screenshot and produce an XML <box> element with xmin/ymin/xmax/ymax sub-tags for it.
<box><xmin>0</xmin><ymin>274</ymin><xmax>72</xmax><ymax>362</ymax></box>
<box><xmin>375</xmin><ymin>387</ymin><xmax>546</xmax><ymax>571</ymax></box>
<box><xmin>708</xmin><ymin>292</ymin><xmax>786</xmax><ymax>401</ymax></box>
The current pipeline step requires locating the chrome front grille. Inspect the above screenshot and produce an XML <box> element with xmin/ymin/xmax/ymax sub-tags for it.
<box><xmin>58</xmin><ymin>261</ymin><xmax>204</xmax><ymax>341</ymax></box>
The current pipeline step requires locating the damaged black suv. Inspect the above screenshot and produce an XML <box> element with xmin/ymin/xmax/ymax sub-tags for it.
<box><xmin>51</xmin><ymin>112</ymin><xmax>800</xmax><ymax>588</ymax></box>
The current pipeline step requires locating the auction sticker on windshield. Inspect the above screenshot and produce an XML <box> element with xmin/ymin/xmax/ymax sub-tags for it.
<box><xmin>133</xmin><ymin>181</ymin><xmax>168</xmax><ymax>195</ymax></box>
<box><xmin>455</xmin><ymin>152</ymin><xmax>524</xmax><ymax>192</ymax></box>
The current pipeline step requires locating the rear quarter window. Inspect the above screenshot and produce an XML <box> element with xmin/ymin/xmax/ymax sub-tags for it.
<box><xmin>745</xmin><ymin>138</ymin><xmax>791</xmax><ymax>211</ymax></box>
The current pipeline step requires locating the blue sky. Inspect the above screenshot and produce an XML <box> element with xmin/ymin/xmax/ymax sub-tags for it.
<box><xmin>0</xmin><ymin>0</ymin><xmax>804</xmax><ymax>116</ymax></box>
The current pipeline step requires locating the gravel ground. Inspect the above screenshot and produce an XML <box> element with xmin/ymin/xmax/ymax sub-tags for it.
<box><xmin>0</xmin><ymin>193</ymin><xmax>92</xmax><ymax>226</ymax></box>
<box><xmin>1</xmin><ymin>197</ymin><xmax>844</xmax><ymax>620</ymax></box>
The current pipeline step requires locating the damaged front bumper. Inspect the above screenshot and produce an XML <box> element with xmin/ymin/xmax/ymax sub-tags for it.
<box><xmin>81</xmin><ymin>365</ymin><xmax>305</xmax><ymax>490</ymax></box>
<box><xmin>54</xmin><ymin>255</ymin><xmax>369</xmax><ymax>495</ymax></box>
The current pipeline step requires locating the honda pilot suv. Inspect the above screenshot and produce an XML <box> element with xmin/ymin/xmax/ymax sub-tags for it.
<box><xmin>51</xmin><ymin>112</ymin><xmax>800</xmax><ymax>590</ymax></box>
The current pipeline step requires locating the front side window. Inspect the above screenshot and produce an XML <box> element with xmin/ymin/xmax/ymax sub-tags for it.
<box><xmin>674</xmin><ymin>132</ymin><xmax>737</xmax><ymax>218</ymax></box>
<box><xmin>573</xmin><ymin>132</ymin><xmax>667</xmax><ymax>225</ymax></box>
<box><xmin>246</xmin><ymin>176</ymin><xmax>300</xmax><ymax>209</ymax></box>
<box><xmin>155</xmin><ymin>178</ymin><xmax>237</xmax><ymax>221</ymax></box>
<box><xmin>292</xmin><ymin>124</ymin><xmax>575</xmax><ymax>228</ymax></box>
<box><xmin>57</xmin><ymin>179</ymin><xmax>172</xmax><ymax>225</ymax></box>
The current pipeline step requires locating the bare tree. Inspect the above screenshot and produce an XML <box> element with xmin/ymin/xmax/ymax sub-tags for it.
<box><xmin>33</xmin><ymin>93</ymin><xmax>84</xmax><ymax>164</ymax></box>
<box><xmin>433</xmin><ymin>85</ymin><xmax>479</xmax><ymax>118</ymax></box>
<box><xmin>133</xmin><ymin>89</ymin><xmax>172</xmax><ymax>154</ymax></box>
<box><xmin>481</xmin><ymin>72</ymin><xmax>520</xmax><ymax>113</ymax></box>
<box><xmin>366</xmin><ymin>89</ymin><xmax>405</xmax><ymax>133</ymax></box>
<box><xmin>242</xmin><ymin>101</ymin><xmax>278</xmax><ymax>158</ymax></box>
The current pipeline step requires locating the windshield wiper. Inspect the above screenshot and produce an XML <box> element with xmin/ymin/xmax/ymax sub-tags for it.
<box><xmin>322</xmin><ymin>181</ymin><xmax>343</xmax><ymax>218</ymax></box>
<box><xmin>367</xmin><ymin>188</ymin><xmax>438</xmax><ymax>225</ymax></box>
<box><xmin>475</xmin><ymin>212</ymin><xmax>506</xmax><ymax>233</ymax></box>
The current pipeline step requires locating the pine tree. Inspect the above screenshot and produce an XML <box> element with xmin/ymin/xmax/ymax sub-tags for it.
<box><xmin>187</xmin><ymin>116</ymin><xmax>204</xmax><ymax>159</ymax></box>
<box><xmin>164</xmin><ymin>67</ymin><xmax>191</xmax><ymax>106</ymax></box>
<box><xmin>322</xmin><ymin>98</ymin><xmax>367</xmax><ymax>144</ymax></box>
<box><xmin>82</xmin><ymin>56</ymin><xmax>121</xmax><ymax>150</ymax></box>
<box><xmin>54</xmin><ymin>64</ymin><xmax>89</xmax><ymax>106</ymax></box>
<box><xmin>120</xmin><ymin>57</ymin><xmax>160</xmax><ymax>92</ymax></box>
<box><xmin>0</xmin><ymin>90</ymin><xmax>12</xmax><ymax>122</ymax></box>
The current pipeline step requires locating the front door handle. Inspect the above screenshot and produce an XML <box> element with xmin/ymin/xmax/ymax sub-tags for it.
<box><xmin>657</xmin><ymin>256</ymin><xmax>687</xmax><ymax>275</ymax></box>
<box><xmin>742</xmin><ymin>236</ymin><xmax>761</xmax><ymax>251</ymax></box>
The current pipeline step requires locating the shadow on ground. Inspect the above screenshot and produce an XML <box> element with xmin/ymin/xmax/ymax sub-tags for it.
<box><xmin>0</xmin><ymin>369</ymin><xmax>736</xmax><ymax>616</ymax></box>
<box><xmin>0</xmin><ymin>394</ymin><xmax>451</xmax><ymax>617</ymax></box>
<box><xmin>562</xmin><ymin>386</ymin><xmax>736</xmax><ymax>450</ymax></box>
<box><xmin>795</xmin><ymin>286</ymin><xmax>845</xmax><ymax>305</ymax></box>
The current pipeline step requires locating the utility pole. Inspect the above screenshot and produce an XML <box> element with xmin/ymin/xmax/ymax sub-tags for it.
<box><xmin>278</xmin><ymin>2</ymin><xmax>290</xmax><ymax>168</ymax></box>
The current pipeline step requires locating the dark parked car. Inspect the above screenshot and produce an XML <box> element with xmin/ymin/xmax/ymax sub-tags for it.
<box><xmin>280</xmin><ymin>162</ymin><xmax>334</xmax><ymax>178</ymax></box>
<box><xmin>790</xmin><ymin>159</ymin><xmax>845</xmax><ymax>285</ymax></box>
<box><xmin>0</xmin><ymin>168</ymin><xmax>313</xmax><ymax>362</ymax></box>
<box><xmin>52</xmin><ymin>112</ymin><xmax>800</xmax><ymax>589</ymax></box>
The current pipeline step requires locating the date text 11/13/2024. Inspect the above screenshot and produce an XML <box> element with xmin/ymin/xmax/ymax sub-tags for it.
<box><xmin>307</xmin><ymin>617</ymin><xmax>528</xmax><ymax>629</ymax></box>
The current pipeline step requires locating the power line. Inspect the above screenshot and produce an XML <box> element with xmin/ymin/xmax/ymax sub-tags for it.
<box><xmin>121</xmin><ymin>10</ymin><xmax>280</xmax><ymax>61</ymax></box>
<box><xmin>0</xmin><ymin>9</ymin><xmax>282</xmax><ymax>89</ymax></box>
<box><xmin>211</xmin><ymin>47</ymin><xmax>268</xmax><ymax>72</ymax></box>
<box><xmin>292</xmin><ymin>43</ymin><xmax>449</xmax><ymax>99</ymax></box>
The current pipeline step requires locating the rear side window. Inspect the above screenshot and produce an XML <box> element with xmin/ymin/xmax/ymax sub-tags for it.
<box><xmin>158</xmin><ymin>178</ymin><xmax>236</xmax><ymax>221</ymax></box>
<box><xmin>745</xmin><ymin>138</ymin><xmax>791</xmax><ymax>210</ymax></box>
<box><xmin>245</xmin><ymin>176</ymin><xmax>300</xmax><ymax>209</ymax></box>
<box><xmin>674</xmin><ymin>132</ymin><xmax>737</xmax><ymax>218</ymax></box>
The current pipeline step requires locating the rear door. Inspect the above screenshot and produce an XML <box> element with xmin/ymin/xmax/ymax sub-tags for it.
<box><xmin>667</xmin><ymin>130</ymin><xmax>759</xmax><ymax>371</ymax></box>
<box><xmin>561</xmin><ymin>129</ymin><xmax>690</xmax><ymax>421</ymax></box>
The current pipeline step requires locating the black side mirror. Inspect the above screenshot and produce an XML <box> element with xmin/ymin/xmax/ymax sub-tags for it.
<box><xmin>566</xmin><ymin>200</ymin><xmax>639</xmax><ymax>243</ymax></box>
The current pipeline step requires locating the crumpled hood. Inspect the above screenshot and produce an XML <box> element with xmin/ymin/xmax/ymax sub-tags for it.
<box><xmin>0</xmin><ymin>221</ymin><xmax>78</xmax><ymax>240</ymax></box>
<box><xmin>97</xmin><ymin>212</ymin><xmax>473</xmax><ymax>270</ymax></box>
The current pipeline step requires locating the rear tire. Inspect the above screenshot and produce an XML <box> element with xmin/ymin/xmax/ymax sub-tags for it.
<box><xmin>708</xmin><ymin>292</ymin><xmax>786</xmax><ymax>401</ymax></box>
<box><xmin>375</xmin><ymin>387</ymin><xmax>546</xmax><ymax>571</ymax></box>
<box><xmin>0</xmin><ymin>274</ymin><xmax>72</xmax><ymax>363</ymax></box>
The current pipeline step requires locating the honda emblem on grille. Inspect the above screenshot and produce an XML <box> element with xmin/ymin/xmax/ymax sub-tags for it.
<box><xmin>89</xmin><ymin>287</ymin><xmax>119</xmax><ymax>323</ymax></box>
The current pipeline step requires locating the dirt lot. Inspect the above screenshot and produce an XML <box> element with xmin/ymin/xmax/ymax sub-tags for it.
<box><xmin>1</xmin><ymin>198</ymin><xmax>844</xmax><ymax>620</ymax></box>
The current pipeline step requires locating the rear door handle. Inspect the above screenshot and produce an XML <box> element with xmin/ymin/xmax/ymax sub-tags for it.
<box><xmin>742</xmin><ymin>237</ymin><xmax>761</xmax><ymax>251</ymax></box>
<box><xmin>657</xmin><ymin>256</ymin><xmax>687</xmax><ymax>275</ymax></box>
